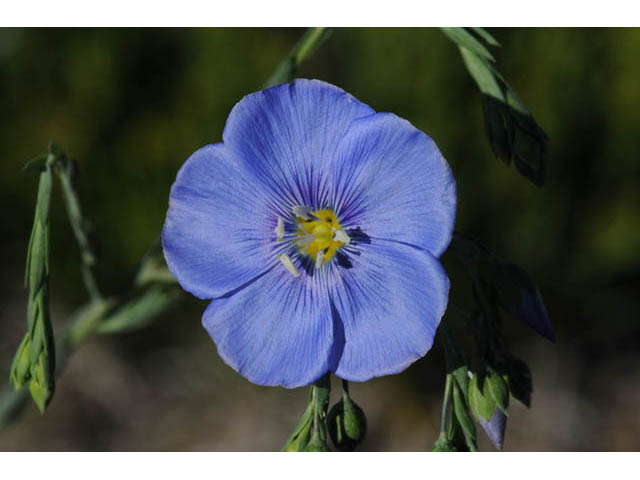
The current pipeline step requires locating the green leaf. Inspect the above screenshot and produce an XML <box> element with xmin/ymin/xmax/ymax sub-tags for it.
<box><xmin>468</xmin><ymin>374</ymin><xmax>496</xmax><ymax>421</ymax></box>
<box><xmin>450</xmin><ymin>232</ymin><xmax>494</xmax><ymax>278</ymax></box>
<box><xmin>28</xmin><ymin>352</ymin><xmax>54</xmax><ymax>414</ymax></box>
<box><xmin>452</xmin><ymin>365</ymin><xmax>469</xmax><ymax>394</ymax></box>
<box><xmin>459</xmin><ymin>46</ymin><xmax>503</xmax><ymax>100</ymax></box>
<box><xmin>264</xmin><ymin>28</ymin><xmax>332</xmax><ymax>88</ymax></box>
<box><xmin>97</xmin><ymin>287</ymin><xmax>179</xmax><ymax>335</ymax></box>
<box><xmin>493</xmin><ymin>261</ymin><xmax>555</xmax><ymax>341</ymax></box>
<box><xmin>471</xmin><ymin>27</ymin><xmax>500</xmax><ymax>47</ymax></box>
<box><xmin>282</xmin><ymin>402</ymin><xmax>314</xmax><ymax>451</ymax></box>
<box><xmin>9</xmin><ymin>333</ymin><xmax>32</xmax><ymax>389</ymax></box>
<box><xmin>443</xmin><ymin>28</ymin><xmax>549</xmax><ymax>186</ymax></box>
<box><xmin>452</xmin><ymin>382</ymin><xmax>476</xmax><ymax>444</ymax></box>
<box><xmin>486</xmin><ymin>370</ymin><xmax>510</xmax><ymax>414</ymax></box>
<box><xmin>441</xmin><ymin>27</ymin><xmax>495</xmax><ymax>62</ymax></box>
<box><xmin>23</xmin><ymin>154</ymin><xmax>48</xmax><ymax>173</ymax></box>
<box><xmin>505</xmin><ymin>356</ymin><xmax>533</xmax><ymax>407</ymax></box>
<box><xmin>440</xmin><ymin>322</ymin><xmax>470</xmax><ymax>393</ymax></box>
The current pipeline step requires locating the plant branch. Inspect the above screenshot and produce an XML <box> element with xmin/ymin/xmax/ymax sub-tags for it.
<box><xmin>56</xmin><ymin>159</ymin><xmax>102</xmax><ymax>301</ymax></box>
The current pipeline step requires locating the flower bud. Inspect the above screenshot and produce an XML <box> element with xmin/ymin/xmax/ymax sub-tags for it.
<box><xmin>327</xmin><ymin>395</ymin><xmax>367</xmax><ymax>452</ymax></box>
<box><xmin>9</xmin><ymin>333</ymin><xmax>32</xmax><ymax>389</ymax></box>
<box><xmin>302</xmin><ymin>432</ymin><xmax>330</xmax><ymax>452</ymax></box>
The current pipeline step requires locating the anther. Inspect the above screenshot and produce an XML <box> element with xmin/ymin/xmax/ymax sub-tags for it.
<box><xmin>277</xmin><ymin>253</ymin><xmax>300</xmax><ymax>278</ymax></box>
<box><xmin>274</xmin><ymin>217</ymin><xmax>285</xmax><ymax>241</ymax></box>
<box><xmin>292</xmin><ymin>205</ymin><xmax>312</xmax><ymax>219</ymax></box>
<box><xmin>332</xmin><ymin>228</ymin><xmax>351</xmax><ymax>245</ymax></box>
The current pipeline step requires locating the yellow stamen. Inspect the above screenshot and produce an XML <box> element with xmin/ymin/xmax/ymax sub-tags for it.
<box><xmin>295</xmin><ymin>208</ymin><xmax>347</xmax><ymax>267</ymax></box>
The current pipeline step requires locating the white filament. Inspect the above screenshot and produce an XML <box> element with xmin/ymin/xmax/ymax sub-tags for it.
<box><xmin>315</xmin><ymin>250</ymin><xmax>325</xmax><ymax>269</ymax></box>
<box><xmin>274</xmin><ymin>217</ymin><xmax>285</xmax><ymax>241</ymax></box>
<box><xmin>277</xmin><ymin>253</ymin><xmax>300</xmax><ymax>278</ymax></box>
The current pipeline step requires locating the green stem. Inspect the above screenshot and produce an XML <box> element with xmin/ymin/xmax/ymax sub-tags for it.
<box><xmin>311</xmin><ymin>372</ymin><xmax>331</xmax><ymax>441</ymax></box>
<box><xmin>0</xmin><ymin>272</ymin><xmax>180</xmax><ymax>431</ymax></box>
<box><xmin>4</xmin><ymin>26</ymin><xmax>333</xmax><ymax>433</ymax></box>
<box><xmin>341</xmin><ymin>378</ymin><xmax>350</xmax><ymax>398</ymax></box>
<box><xmin>264</xmin><ymin>27</ymin><xmax>332</xmax><ymax>88</ymax></box>
<box><xmin>56</xmin><ymin>161</ymin><xmax>101</xmax><ymax>301</ymax></box>
<box><xmin>440</xmin><ymin>374</ymin><xmax>453</xmax><ymax>434</ymax></box>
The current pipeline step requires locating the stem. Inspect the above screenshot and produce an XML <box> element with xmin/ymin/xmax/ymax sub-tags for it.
<box><xmin>440</xmin><ymin>374</ymin><xmax>453</xmax><ymax>434</ymax></box>
<box><xmin>5</xmin><ymin>27</ymin><xmax>333</xmax><ymax>433</ymax></box>
<box><xmin>264</xmin><ymin>27</ymin><xmax>332</xmax><ymax>88</ymax></box>
<box><xmin>341</xmin><ymin>378</ymin><xmax>350</xmax><ymax>398</ymax></box>
<box><xmin>56</xmin><ymin>161</ymin><xmax>101</xmax><ymax>301</ymax></box>
<box><xmin>310</xmin><ymin>372</ymin><xmax>331</xmax><ymax>441</ymax></box>
<box><xmin>0</xmin><ymin>270</ymin><xmax>180</xmax><ymax>431</ymax></box>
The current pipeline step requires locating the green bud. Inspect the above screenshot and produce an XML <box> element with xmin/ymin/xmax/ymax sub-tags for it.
<box><xmin>468</xmin><ymin>373</ymin><xmax>496</xmax><ymax>422</ymax></box>
<box><xmin>327</xmin><ymin>382</ymin><xmax>367</xmax><ymax>451</ymax></box>
<box><xmin>303</xmin><ymin>431</ymin><xmax>330</xmax><ymax>452</ymax></box>
<box><xmin>9</xmin><ymin>333</ymin><xmax>32</xmax><ymax>389</ymax></box>
<box><xmin>12</xmin><ymin>150</ymin><xmax>57</xmax><ymax>413</ymax></box>
<box><xmin>28</xmin><ymin>350</ymin><xmax>54</xmax><ymax>414</ymax></box>
<box><xmin>281</xmin><ymin>403</ymin><xmax>314</xmax><ymax>452</ymax></box>
<box><xmin>486</xmin><ymin>370</ymin><xmax>509</xmax><ymax>414</ymax></box>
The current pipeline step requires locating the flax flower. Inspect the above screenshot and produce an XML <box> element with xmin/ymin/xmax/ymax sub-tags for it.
<box><xmin>162</xmin><ymin>79</ymin><xmax>456</xmax><ymax>387</ymax></box>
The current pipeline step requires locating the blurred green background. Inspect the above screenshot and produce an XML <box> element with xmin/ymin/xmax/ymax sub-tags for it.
<box><xmin>0</xmin><ymin>28</ymin><xmax>639</xmax><ymax>451</ymax></box>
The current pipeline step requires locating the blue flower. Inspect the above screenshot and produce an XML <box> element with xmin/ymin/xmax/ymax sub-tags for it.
<box><xmin>162</xmin><ymin>79</ymin><xmax>456</xmax><ymax>388</ymax></box>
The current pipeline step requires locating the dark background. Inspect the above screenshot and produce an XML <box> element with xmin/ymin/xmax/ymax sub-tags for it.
<box><xmin>0</xmin><ymin>28</ymin><xmax>638</xmax><ymax>451</ymax></box>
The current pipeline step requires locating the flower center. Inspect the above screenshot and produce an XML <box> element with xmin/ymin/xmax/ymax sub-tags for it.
<box><xmin>274</xmin><ymin>206</ymin><xmax>351</xmax><ymax>275</ymax></box>
<box><xmin>296</xmin><ymin>208</ymin><xmax>348</xmax><ymax>266</ymax></box>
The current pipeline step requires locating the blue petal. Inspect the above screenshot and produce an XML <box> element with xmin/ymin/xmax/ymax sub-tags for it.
<box><xmin>202</xmin><ymin>266</ymin><xmax>334</xmax><ymax>388</ymax></box>
<box><xmin>330</xmin><ymin>112</ymin><xmax>456</xmax><ymax>257</ymax></box>
<box><xmin>328</xmin><ymin>240</ymin><xmax>450</xmax><ymax>381</ymax></box>
<box><xmin>517</xmin><ymin>285</ymin><xmax>556</xmax><ymax>342</ymax></box>
<box><xmin>478</xmin><ymin>407</ymin><xmax>507</xmax><ymax>450</ymax></box>
<box><xmin>222</xmin><ymin>79</ymin><xmax>375</xmax><ymax>209</ymax></box>
<box><xmin>162</xmin><ymin>143</ymin><xmax>278</xmax><ymax>299</ymax></box>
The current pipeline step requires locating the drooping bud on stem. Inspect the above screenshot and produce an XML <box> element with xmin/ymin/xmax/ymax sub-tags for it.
<box><xmin>10</xmin><ymin>144</ymin><xmax>58</xmax><ymax>413</ymax></box>
<box><xmin>282</xmin><ymin>373</ymin><xmax>331</xmax><ymax>452</ymax></box>
<box><xmin>327</xmin><ymin>379</ymin><xmax>367</xmax><ymax>451</ymax></box>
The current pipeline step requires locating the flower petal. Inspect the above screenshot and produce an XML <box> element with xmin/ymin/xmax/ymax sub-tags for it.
<box><xmin>162</xmin><ymin>143</ymin><xmax>277</xmax><ymax>299</ymax></box>
<box><xmin>202</xmin><ymin>267</ymin><xmax>334</xmax><ymax>388</ymax></box>
<box><xmin>222</xmin><ymin>79</ymin><xmax>375</xmax><ymax>208</ymax></box>
<box><xmin>328</xmin><ymin>240</ymin><xmax>450</xmax><ymax>382</ymax></box>
<box><xmin>331</xmin><ymin>112</ymin><xmax>456</xmax><ymax>257</ymax></box>
<box><xmin>478</xmin><ymin>407</ymin><xmax>507</xmax><ymax>450</ymax></box>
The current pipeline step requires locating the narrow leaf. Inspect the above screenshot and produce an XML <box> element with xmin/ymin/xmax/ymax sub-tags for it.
<box><xmin>471</xmin><ymin>27</ymin><xmax>501</xmax><ymax>46</ymax></box>
<box><xmin>23</xmin><ymin>154</ymin><xmax>48</xmax><ymax>173</ymax></box>
<box><xmin>468</xmin><ymin>374</ymin><xmax>496</xmax><ymax>421</ymax></box>
<box><xmin>452</xmin><ymin>382</ymin><xmax>476</xmax><ymax>443</ymax></box>
<box><xmin>493</xmin><ymin>262</ymin><xmax>556</xmax><ymax>341</ymax></box>
<box><xmin>459</xmin><ymin>47</ymin><xmax>503</xmax><ymax>100</ymax></box>
<box><xmin>505</xmin><ymin>356</ymin><xmax>533</xmax><ymax>407</ymax></box>
<box><xmin>486</xmin><ymin>371</ymin><xmax>510</xmax><ymax>414</ymax></box>
<box><xmin>441</xmin><ymin>27</ymin><xmax>495</xmax><ymax>62</ymax></box>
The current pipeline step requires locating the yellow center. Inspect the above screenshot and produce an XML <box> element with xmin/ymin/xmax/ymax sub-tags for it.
<box><xmin>295</xmin><ymin>209</ymin><xmax>345</xmax><ymax>264</ymax></box>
